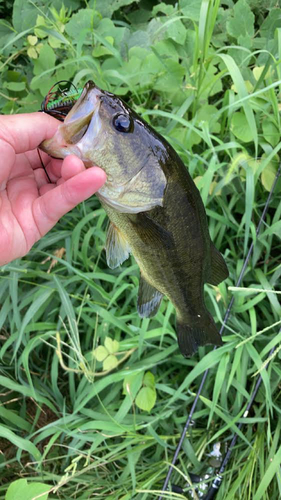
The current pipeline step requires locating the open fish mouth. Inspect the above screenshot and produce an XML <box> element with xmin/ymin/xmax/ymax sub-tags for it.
<box><xmin>40</xmin><ymin>81</ymin><xmax>103</xmax><ymax>161</ymax></box>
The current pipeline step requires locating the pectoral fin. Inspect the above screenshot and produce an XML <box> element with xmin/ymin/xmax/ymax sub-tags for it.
<box><xmin>138</xmin><ymin>275</ymin><xmax>163</xmax><ymax>318</ymax></box>
<box><xmin>208</xmin><ymin>244</ymin><xmax>228</xmax><ymax>286</ymax></box>
<box><xmin>106</xmin><ymin>223</ymin><xmax>131</xmax><ymax>269</ymax></box>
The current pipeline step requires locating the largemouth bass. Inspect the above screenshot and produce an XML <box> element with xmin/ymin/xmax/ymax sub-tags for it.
<box><xmin>40</xmin><ymin>81</ymin><xmax>228</xmax><ymax>357</ymax></box>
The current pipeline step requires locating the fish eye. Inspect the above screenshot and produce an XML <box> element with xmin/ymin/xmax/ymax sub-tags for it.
<box><xmin>113</xmin><ymin>113</ymin><xmax>133</xmax><ymax>133</ymax></box>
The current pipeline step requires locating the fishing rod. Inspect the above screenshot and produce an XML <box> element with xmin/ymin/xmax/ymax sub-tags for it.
<box><xmin>169</xmin><ymin>341</ymin><xmax>278</xmax><ymax>498</ymax></box>
<box><xmin>159</xmin><ymin>163</ymin><xmax>281</xmax><ymax>499</ymax></box>
<box><xmin>202</xmin><ymin>342</ymin><xmax>278</xmax><ymax>500</ymax></box>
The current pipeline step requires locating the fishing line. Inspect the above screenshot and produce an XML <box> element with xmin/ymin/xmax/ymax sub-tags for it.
<box><xmin>37</xmin><ymin>148</ymin><xmax>51</xmax><ymax>183</ymax></box>
<box><xmin>159</xmin><ymin>164</ymin><xmax>281</xmax><ymax>499</ymax></box>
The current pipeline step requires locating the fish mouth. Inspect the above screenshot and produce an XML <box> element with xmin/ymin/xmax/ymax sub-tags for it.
<box><xmin>40</xmin><ymin>81</ymin><xmax>102</xmax><ymax>160</ymax></box>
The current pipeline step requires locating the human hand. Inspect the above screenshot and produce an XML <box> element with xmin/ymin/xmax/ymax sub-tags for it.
<box><xmin>0</xmin><ymin>112</ymin><xmax>106</xmax><ymax>266</ymax></box>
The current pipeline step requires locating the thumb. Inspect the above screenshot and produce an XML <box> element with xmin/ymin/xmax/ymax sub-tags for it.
<box><xmin>33</xmin><ymin>166</ymin><xmax>106</xmax><ymax>236</ymax></box>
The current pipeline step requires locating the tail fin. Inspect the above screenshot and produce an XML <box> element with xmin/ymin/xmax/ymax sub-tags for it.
<box><xmin>176</xmin><ymin>313</ymin><xmax>222</xmax><ymax>357</ymax></box>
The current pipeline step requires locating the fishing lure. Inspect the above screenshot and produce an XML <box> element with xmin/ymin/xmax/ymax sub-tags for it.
<box><xmin>38</xmin><ymin>80</ymin><xmax>83</xmax><ymax>181</ymax></box>
<box><xmin>40</xmin><ymin>80</ymin><xmax>83</xmax><ymax>120</ymax></box>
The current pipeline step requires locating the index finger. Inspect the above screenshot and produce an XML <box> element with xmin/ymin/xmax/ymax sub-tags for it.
<box><xmin>0</xmin><ymin>112</ymin><xmax>60</xmax><ymax>154</ymax></box>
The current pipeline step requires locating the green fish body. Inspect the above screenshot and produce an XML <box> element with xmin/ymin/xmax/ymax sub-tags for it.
<box><xmin>40</xmin><ymin>81</ymin><xmax>228</xmax><ymax>356</ymax></box>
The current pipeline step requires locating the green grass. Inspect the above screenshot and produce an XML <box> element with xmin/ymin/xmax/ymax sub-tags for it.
<box><xmin>0</xmin><ymin>0</ymin><xmax>281</xmax><ymax>499</ymax></box>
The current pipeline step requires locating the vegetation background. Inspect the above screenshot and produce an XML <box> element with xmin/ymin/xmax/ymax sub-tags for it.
<box><xmin>0</xmin><ymin>0</ymin><xmax>281</xmax><ymax>498</ymax></box>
